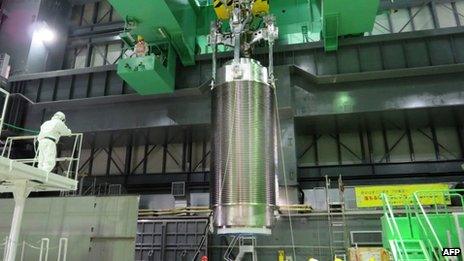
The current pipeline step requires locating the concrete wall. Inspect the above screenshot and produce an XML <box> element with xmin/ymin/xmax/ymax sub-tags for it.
<box><xmin>0</xmin><ymin>196</ymin><xmax>139</xmax><ymax>261</ymax></box>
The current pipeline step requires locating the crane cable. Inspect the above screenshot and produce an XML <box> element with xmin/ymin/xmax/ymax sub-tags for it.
<box><xmin>274</xmin><ymin>88</ymin><xmax>297</xmax><ymax>260</ymax></box>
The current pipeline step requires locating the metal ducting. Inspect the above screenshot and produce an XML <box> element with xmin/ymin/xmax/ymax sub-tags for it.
<box><xmin>211</xmin><ymin>58</ymin><xmax>276</xmax><ymax>235</ymax></box>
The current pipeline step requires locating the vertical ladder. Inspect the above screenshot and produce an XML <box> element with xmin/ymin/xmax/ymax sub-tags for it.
<box><xmin>326</xmin><ymin>175</ymin><xmax>348</xmax><ymax>260</ymax></box>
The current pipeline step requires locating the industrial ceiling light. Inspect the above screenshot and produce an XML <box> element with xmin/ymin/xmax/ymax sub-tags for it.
<box><xmin>34</xmin><ymin>23</ymin><xmax>56</xmax><ymax>43</ymax></box>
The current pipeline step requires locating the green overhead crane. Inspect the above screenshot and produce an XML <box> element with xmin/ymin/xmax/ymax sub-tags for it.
<box><xmin>108</xmin><ymin>0</ymin><xmax>380</xmax><ymax>95</ymax></box>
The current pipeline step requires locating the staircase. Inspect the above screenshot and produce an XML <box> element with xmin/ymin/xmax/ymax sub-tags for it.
<box><xmin>224</xmin><ymin>236</ymin><xmax>257</xmax><ymax>261</ymax></box>
<box><xmin>382</xmin><ymin>190</ymin><xmax>464</xmax><ymax>261</ymax></box>
<box><xmin>389</xmin><ymin>239</ymin><xmax>431</xmax><ymax>261</ymax></box>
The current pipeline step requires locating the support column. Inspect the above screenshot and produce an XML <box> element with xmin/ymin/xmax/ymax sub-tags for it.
<box><xmin>5</xmin><ymin>181</ymin><xmax>31</xmax><ymax>261</ymax></box>
<box><xmin>275</xmin><ymin>67</ymin><xmax>299</xmax><ymax>204</ymax></box>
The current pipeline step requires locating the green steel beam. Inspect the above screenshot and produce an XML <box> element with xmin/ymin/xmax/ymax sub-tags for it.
<box><xmin>319</xmin><ymin>0</ymin><xmax>379</xmax><ymax>51</ymax></box>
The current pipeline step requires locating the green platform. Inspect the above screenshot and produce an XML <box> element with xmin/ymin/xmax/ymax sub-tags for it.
<box><xmin>382</xmin><ymin>214</ymin><xmax>464</xmax><ymax>251</ymax></box>
<box><xmin>117</xmin><ymin>54</ymin><xmax>175</xmax><ymax>95</ymax></box>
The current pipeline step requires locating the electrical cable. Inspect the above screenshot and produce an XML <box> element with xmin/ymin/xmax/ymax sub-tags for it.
<box><xmin>3</xmin><ymin>123</ymin><xmax>39</xmax><ymax>134</ymax></box>
<box><xmin>214</xmin><ymin>79</ymin><xmax>239</xmax><ymax>225</ymax></box>
<box><xmin>212</xmin><ymin>74</ymin><xmax>240</xmax><ymax>261</ymax></box>
<box><xmin>191</xmin><ymin>212</ymin><xmax>213</xmax><ymax>261</ymax></box>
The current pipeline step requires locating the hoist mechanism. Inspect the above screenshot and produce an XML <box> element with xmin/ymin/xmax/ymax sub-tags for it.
<box><xmin>213</xmin><ymin>0</ymin><xmax>269</xmax><ymax>20</ymax></box>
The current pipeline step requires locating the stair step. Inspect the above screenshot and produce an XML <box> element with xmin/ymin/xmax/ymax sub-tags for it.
<box><xmin>391</xmin><ymin>239</ymin><xmax>431</xmax><ymax>261</ymax></box>
<box><xmin>404</xmin><ymin>248</ymin><xmax>423</xmax><ymax>251</ymax></box>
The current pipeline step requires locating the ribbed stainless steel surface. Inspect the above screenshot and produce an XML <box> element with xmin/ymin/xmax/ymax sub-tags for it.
<box><xmin>211</xmin><ymin>59</ymin><xmax>276</xmax><ymax>234</ymax></box>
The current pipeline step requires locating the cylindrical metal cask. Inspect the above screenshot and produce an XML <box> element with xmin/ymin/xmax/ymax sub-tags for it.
<box><xmin>211</xmin><ymin>58</ymin><xmax>275</xmax><ymax>234</ymax></box>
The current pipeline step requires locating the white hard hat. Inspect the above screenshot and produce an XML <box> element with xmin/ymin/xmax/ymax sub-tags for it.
<box><xmin>52</xmin><ymin>111</ymin><xmax>66</xmax><ymax>122</ymax></box>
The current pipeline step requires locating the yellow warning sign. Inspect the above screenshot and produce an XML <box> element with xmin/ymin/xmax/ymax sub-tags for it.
<box><xmin>355</xmin><ymin>183</ymin><xmax>450</xmax><ymax>208</ymax></box>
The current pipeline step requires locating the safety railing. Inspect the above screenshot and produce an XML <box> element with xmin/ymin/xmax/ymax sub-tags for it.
<box><xmin>414</xmin><ymin>189</ymin><xmax>464</xmax><ymax>214</ymax></box>
<box><xmin>381</xmin><ymin>193</ymin><xmax>410</xmax><ymax>260</ymax></box>
<box><xmin>17</xmin><ymin>237</ymin><xmax>68</xmax><ymax>261</ymax></box>
<box><xmin>1</xmin><ymin>236</ymin><xmax>7</xmax><ymax>261</ymax></box>
<box><xmin>56</xmin><ymin>238</ymin><xmax>68</xmax><ymax>261</ymax></box>
<box><xmin>0</xmin><ymin>134</ymin><xmax>84</xmax><ymax>181</ymax></box>
<box><xmin>0</xmin><ymin>87</ymin><xmax>9</xmax><ymax>138</ymax></box>
<box><xmin>412</xmin><ymin>189</ymin><xmax>464</xmax><ymax>261</ymax></box>
<box><xmin>411</xmin><ymin>193</ymin><xmax>443</xmax><ymax>260</ymax></box>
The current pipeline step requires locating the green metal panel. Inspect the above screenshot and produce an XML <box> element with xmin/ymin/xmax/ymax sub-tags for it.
<box><xmin>117</xmin><ymin>53</ymin><xmax>175</xmax><ymax>95</ymax></box>
<box><xmin>108</xmin><ymin>0</ymin><xmax>197</xmax><ymax>66</ymax></box>
<box><xmin>381</xmin><ymin>216</ymin><xmax>414</xmax><ymax>248</ymax></box>
<box><xmin>318</xmin><ymin>0</ymin><xmax>379</xmax><ymax>51</ymax></box>
<box><xmin>271</xmin><ymin>0</ymin><xmax>320</xmax><ymax>44</ymax></box>
<box><xmin>382</xmin><ymin>214</ymin><xmax>464</xmax><ymax>251</ymax></box>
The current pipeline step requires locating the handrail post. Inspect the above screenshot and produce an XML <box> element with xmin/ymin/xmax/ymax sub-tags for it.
<box><xmin>382</xmin><ymin>193</ymin><xmax>410</xmax><ymax>260</ymax></box>
<box><xmin>57</xmin><ymin>238</ymin><xmax>68</xmax><ymax>261</ymax></box>
<box><xmin>39</xmin><ymin>238</ymin><xmax>49</xmax><ymax>261</ymax></box>
<box><xmin>412</xmin><ymin>191</ymin><xmax>454</xmax><ymax>261</ymax></box>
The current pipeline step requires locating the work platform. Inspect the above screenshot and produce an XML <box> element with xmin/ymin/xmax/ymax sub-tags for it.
<box><xmin>0</xmin><ymin>157</ymin><xmax>78</xmax><ymax>193</ymax></box>
<box><xmin>0</xmin><ymin>156</ymin><xmax>79</xmax><ymax>261</ymax></box>
<box><xmin>0</xmin><ymin>133</ymin><xmax>83</xmax><ymax>261</ymax></box>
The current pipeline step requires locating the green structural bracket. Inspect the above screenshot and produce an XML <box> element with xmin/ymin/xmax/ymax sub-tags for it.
<box><xmin>319</xmin><ymin>0</ymin><xmax>379</xmax><ymax>51</ymax></box>
<box><xmin>322</xmin><ymin>13</ymin><xmax>339</xmax><ymax>52</ymax></box>
<box><xmin>117</xmin><ymin>50</ymin><xmax>176</xmax><ymax>95</ymax></box>
<box><xmin>108</xmin><ymin>0</ymin><xmax>197</xmax><ymax>66</ymax></box>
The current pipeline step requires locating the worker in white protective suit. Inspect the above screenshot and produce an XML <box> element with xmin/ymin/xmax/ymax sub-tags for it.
<box><xmin>37</xmin><ymin>111</ymin><xmax>71</xmax><ymax>172</ymax></box>
<box><xmin>134</xmin><ymin>35</ymin><xmax>149</xmax><ymax>57</ymax></box>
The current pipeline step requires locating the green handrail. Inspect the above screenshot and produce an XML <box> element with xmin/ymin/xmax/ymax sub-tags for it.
<box><xmin>382</xmin><ymin>189</ymin><xmax>464</xmax><ymax>261</ymax></box>
<box><xmin>3</xmin><ymin>123</ymin><xmax>39</xmax><ymax>134</ymax></box>
<box><xmin>412</xmin><ymin>193</ymin><xmax>444</xmax><ymax>260</ymax></box>
<box><xmin>411</xmin><ymin>189</ymin><xmax>464</xmax><ymax>261</ymax></box>
<box><xmin>381</xmin><ymin>193</ymin><xmax>410</xmax><ymax>260</ymax></box>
